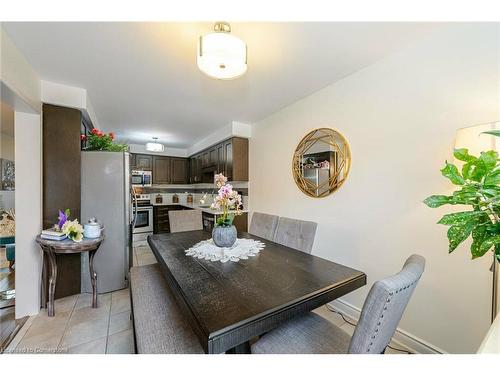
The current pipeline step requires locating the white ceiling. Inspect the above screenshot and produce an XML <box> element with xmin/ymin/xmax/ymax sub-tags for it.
<box><xmin>3</xmin><ymin>22</ymin><xmax>436</xmax><ymax>147</ymax></box>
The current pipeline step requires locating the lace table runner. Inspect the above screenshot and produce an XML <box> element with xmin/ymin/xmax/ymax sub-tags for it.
<box><xmin>185</xmin><ymin>238</ymin><xmax>265</xmax><ymax>263</ymax></box>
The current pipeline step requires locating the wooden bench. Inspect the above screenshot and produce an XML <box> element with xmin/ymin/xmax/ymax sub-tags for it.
<box><xmin>129</xmin><ymin>264</ymin><xmax>204</xmax><ymax>354</ymax></box>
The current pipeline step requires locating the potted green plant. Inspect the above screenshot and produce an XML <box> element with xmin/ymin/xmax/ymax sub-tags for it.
<box><xmin>424</xmin><ymin>131</ymin><xmax>499</xmax><ymax>320</ymax></box>
<box><xmin>82</xmin><ymin>129</ymin><xmax>128</xmax><ymax>152</ymax></box>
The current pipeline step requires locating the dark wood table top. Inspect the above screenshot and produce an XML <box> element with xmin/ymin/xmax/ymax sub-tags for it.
<box><xmin>35</xmin><ymin>235</ymin><xmax>104</xmax><ymax>254</ymax></box>
<box><xmin>148</xmin><ymin>230</ymin><xmax>366</xmax><ymax>353</ymax></box>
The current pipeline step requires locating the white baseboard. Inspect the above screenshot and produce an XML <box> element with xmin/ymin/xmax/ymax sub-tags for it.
<box><xmin>328</xmin><ymin>299</ymin><xmax>446</xmax><ymax>354</ymax></box>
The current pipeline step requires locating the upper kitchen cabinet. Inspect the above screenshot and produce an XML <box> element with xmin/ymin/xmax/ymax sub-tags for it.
<box><xmin>133</xmin><ymin>154</ymin><xmax>153</xmax><ymax>170</ymax></box>
<box><xmin>189</xmin><ymin>137</ymin><xmax>248</xmax><ymax>183</ymax></box>
<box><xmin>129</xmin><ymin>153</ymin><xmax>136</xmax><ymax>168</ymax></box>
<box><xmin>170</xmin><ymin>157</ymin><xmax>188</xmax><ymax>184</ymax></box>
<box><xmin>224</xmin><ymin>137</ymin><xmax>248</xmax><ymax>181</ymax></box>
<box><xmin>151</xmin><ymin>155</ymin><xmax>189</xmax><ymax>184</ymax></box>
<box><xmin>153</xmin><ymin>156</ymin><xmax>171</xmax><ymax>184</ymax></box>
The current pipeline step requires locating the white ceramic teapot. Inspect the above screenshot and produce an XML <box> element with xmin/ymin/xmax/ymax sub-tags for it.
<box><xmin>83</xmin><ymin>218</ymin><xmax>103</xmax><ymax>239</ymax></box>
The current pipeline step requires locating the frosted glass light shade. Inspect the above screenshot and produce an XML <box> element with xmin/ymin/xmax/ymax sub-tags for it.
<box><xmin>454</xmin><ymin>122</ymin><xmax>499</xmax><ymax>160</ymax></box>
<box><xmin>145</xmin><ymin>142</ymin><xmax>165</xmax><ymax>152</ymax></box>
<box><xmin>197</xmin><ymin>32</ymin><xmax>247</xmax><ymax>80</ymax></box>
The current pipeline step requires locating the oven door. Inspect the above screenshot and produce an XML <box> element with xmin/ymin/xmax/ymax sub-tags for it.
<box><xmin>133</xmin><ymin>206</ymin><xmax>153</xmax><ymax>234</ymax></box>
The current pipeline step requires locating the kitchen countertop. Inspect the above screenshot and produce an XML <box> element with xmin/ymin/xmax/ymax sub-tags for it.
<box><xmin>150</xmin><ymin>201</ymin><xmax>248</xmax><ymax>215</ymax></box>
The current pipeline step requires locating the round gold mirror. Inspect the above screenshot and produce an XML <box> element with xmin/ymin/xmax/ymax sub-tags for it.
<box><xmin>292</xmin><ymin>128</ymin><xmax>351</xmax><ymax>198</ymax></box>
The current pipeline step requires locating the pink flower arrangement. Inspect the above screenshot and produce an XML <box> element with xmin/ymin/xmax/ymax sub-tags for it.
<box><xmin>211</xmin><ymin>173</ymin><xmax>242</xmax><ymax>226</ymax></box>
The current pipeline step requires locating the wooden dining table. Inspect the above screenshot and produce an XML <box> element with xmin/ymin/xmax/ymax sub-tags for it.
<box><xmin>148</xmin><ymin>230</ymin><xmax>366</xmax><ymax>354</ymax></box>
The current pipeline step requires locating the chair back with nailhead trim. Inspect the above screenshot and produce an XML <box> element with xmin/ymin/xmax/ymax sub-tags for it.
<box><xmin>274</xmin><ymin>217</ymin><xmax>317</xmax><ymax>254</ymax></box>
<box><xmin>348</xmin><ymin>254</ymin><xmax>425</xmax><ymax>354</ymax></box>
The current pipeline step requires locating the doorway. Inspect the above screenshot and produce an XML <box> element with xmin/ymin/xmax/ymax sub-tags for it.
<box><xmin>0</xmin><ymin>100</ymin><xmax>18</xmax><ymax>351</ymax></box>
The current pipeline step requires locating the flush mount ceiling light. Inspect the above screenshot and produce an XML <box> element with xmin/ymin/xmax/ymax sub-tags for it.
<box><xmin>145</xmin><ymin>137</ymin><xmax>165</xmax><ymax>152</ymax></box>
<box><xmin>197</xmin><ymin>21</ymin><xmax>247</xmax><ymax>80</ymax></box>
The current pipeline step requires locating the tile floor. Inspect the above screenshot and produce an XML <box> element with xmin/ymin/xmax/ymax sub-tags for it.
<box><xmin>5</xmin><ymin>243</ymin><xmax>409</xmax><ymax>354</ymax></box>
<box><xmin>5</xmin><ymin>244</ymin><xmax>157</xmax><ymax>354</ymax></box>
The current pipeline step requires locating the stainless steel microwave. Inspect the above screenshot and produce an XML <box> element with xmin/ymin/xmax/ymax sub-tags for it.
<box><xmin>131</xmin><ymin>170</ymin><xmax>152</xmax><ymax>187</ymax></box>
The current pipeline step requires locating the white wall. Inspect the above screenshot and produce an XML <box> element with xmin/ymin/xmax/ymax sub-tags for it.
<box><xmin>2</xmin><ymin>23</ymin><xmax>43</xmax><ymax>319</ymax></box>
<box><xmin>41</xmin><ymin>80</ymin><xmax>100</xmax><ymax>129</ymax></box>
<box><xmin>188</xmin><ymin>121</ymin><xmax>252</xmax><ymax>156</ymax></box>
<box><xmin>15</xmin><ymin>111</ymin><xmax>42</xmax><ymax>318</ymax></box>
<box><xmin>0</xmin><ymin>26</ymin><xmax>41</xmax><ymax>112</ymax></box>
<box><xmin>249</xmin><ymin>23</ymin><xmax>500</xmax><ymax>353</ymax></box>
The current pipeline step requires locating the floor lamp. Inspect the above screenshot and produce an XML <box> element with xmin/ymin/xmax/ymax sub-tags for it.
<box><xmin>455</xmin><ymin>121</ymin><xmax>499</xmax><ymax>323</ymax></box>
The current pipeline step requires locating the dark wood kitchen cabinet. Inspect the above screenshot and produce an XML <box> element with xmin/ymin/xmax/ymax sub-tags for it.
<box><xmin>188</xmin><ymin>137</ymin><xmax>248</xmax><ymax>183</ymax></box>
<box><xmin>151</xmin><ymin>155</ymin><xmax>189</xmax><ymax>184</ymax></box>
<box><xmin>216</xmin><ymin>142</ymin><xmax>225</xmax><ymax>174</ymax></box>
<box><xmin>189</xmin><ymin>154</ymin><xmax>203</xmax><ymax>183</ymax></box>
<box><xmin>153</xmin><ymin>156</ymin><xmax>171</xmax><ymax>184</ymax></box>
<box><xmin>170</xmin><ymin>157</ymin><xmax>188</xmax><ymax>184</ymax></box>
<box><xmin>154</xmin><ymin>205</ymin><xmax>192</xmax><ymax>234</ymax></box>
<box><xmin>226</xmin><ymin>137</ymin><xmax>248</xmax><ymax>181</ymax></box>
<box><xmin>133</xmin><ymin>154</ymin><xmax>153</xmax><ymax>170</ymax></box>
<box><xmin>208</xmin><ymin>147</ymin><xmax>218</xmax><ymax>167</ymax></box>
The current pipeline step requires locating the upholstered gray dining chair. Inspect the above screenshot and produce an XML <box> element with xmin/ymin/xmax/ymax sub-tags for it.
<box><xmin>249</xmin><ymin>212</ymin><xmax>279</xmax><ymax>241</ymax></box>
<box><xmin>168</xmin><ymin>210</ymin><xmax>203</xmax><ymax>233</ymax></box>
<box><xmin>274</xmin><ymin>217</ymin><xmax>317</xmax><ymax>254</ymax></box>
<box><xmin>252</xmin><ymin>254</ymin><xmax>425</xmax><ymax>354</ymax></box>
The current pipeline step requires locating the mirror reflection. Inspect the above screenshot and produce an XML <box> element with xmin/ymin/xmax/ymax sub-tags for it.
<box><xmin>293</xmin><ymin>128</ymin><xmax>351</xmax><ymax>198</ymax></box>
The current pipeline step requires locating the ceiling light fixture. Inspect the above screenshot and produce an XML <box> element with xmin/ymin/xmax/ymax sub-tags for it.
<box><xmin>197</xmin><ymin>21</ymin><xmax>247</xmax><ymax>80</ymax></box>
<box><xmin>145</xmin><ymin>137</ymin><xmax>165</xmax><ymax>152</ymax></box>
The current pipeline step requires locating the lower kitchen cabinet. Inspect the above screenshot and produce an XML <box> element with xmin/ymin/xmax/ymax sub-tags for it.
<box><xmin>202</xmin><ymin>212</ymin><xmax>248</xmax><ymax>233</ymax></box>
<box><xmin>153</xmin><ymin>205</ymin><xmax>192</xmax><ymax>234</ymax></box>
<box><xmin>232</xmin><ymin>212</ymin><xmax>248</xmax><ymax>233</ymax></box>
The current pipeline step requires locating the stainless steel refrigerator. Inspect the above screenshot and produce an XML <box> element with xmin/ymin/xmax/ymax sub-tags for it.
<box><xmin>303</xmin><ymin>168</ymin><xmax>330</xmax><ymax>197</ymax></box>
<box><xmin>81</xmin><ymin>151</ymin><xmax>131</xmax><ymax>293</ymax></box>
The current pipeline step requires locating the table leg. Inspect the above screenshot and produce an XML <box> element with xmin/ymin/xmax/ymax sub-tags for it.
<box><xmin>226</xmin><ymin>341</ymin><xmax>251</xmax><ymax>354</ymax></box>
<box><xmin>89</xmin><ymin>249</ymin><xmax>98</xmax><ymax>308</ymax></box>
<box><xmin>46</xmin><ymin>249</ymin><xmax>57</xmax><ymax>317</ymax></box>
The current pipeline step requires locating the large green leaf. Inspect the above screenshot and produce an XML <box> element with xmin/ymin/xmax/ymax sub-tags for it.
<box><xmin>437</xmin><ymin>210</ymin><xmax>487</xmax><ymax>226</ymax></box>
<box><xmin>495</xmin><ymin>245</ymin><xmax>500</xmax><ymax>263</ymax></box>
<box><xmin>486</xmin><ymin>222</ymin><xmax>500</xmax><ymax>236</ymax></box>
<box><xmin>471</xmin><ymin>225</ymin><xmax>489</xmax><ymax>259</ymax></box>
<box><xmin>480</xmin><ymin>187</ymin><xmax>500</xmax><ymax>198</ymax></box>
<box><xmin>441</xmin><ymin>162</ymin><xmax>465</xmax><ymax>185</ymax></box>
<box><xmin>453</xmin><ymin>148</ymin><xmax>477</xmax><ymax>162</ymax></box>
<box><xmin>447</xmin><ymin>221</ymin><xmax>475</xmax><ymax>253</ymax></box>
<box><xmin>451</xmin><ymin>186</ymin><xmax>480</xmax><ymax>204</ymax></box>
<box><xmin>484</xmin><ymin>168</ymin><xmax>500</xmax><ymax>186</ymax></box>
<box><xmin>479</xmin><ymin>150</ymin><xmax>498</xmax><ymax>172</ymax></box>
<box><xmin>482</xmin><ymin>130</ymin><xmax>500</xmax><ymax>137</ymax></box>
<box><xmin>462</xmin><ymin>160</ymin><xmax>487</xmax><ymax>182</ymax></box>
<box><xmin>479</xmin><ymin>235</ymin><xmax>500</xmax><ymax>254</ymax></box>
<box><xmin>423</xmin><ymin>195</ymin><xmax>453</xmax><ymax>208</ymax></box>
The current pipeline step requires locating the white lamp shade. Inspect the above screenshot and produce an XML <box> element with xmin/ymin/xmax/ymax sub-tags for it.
<box><xmin>197</xmin><ymin>32</ymin><xmax>247</xmax><ymax>80</ymax></box>
<box><xmin>454</xmin><ymin>122</ymin><xmax>499</xmax><ymax>160</ymax></box>
<box><xmin>145</xmin><ymin>142</ymin><xmax>165</xmax><ymax>152</ymax></box>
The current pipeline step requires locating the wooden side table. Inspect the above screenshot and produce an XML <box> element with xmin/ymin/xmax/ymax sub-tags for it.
<box><xmin>35</xmin><ymin>235</ymin><xmax>104</xmax><ymax>317</ymax></box>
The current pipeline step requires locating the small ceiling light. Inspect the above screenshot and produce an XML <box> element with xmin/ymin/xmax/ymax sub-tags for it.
<box><xmin>145</xmin><ymin>137</ymin><xmax>165</xmax><ymax>152</ymax></box>
<box><xmin>197</xmin><ymin>21</ymin><xmax>247</xmax><ymax>80</ymax></box>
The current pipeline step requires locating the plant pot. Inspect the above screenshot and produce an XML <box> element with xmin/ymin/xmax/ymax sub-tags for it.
<box><xmin>212</xmin><ymin>225</ymin><xmax>237</xmax><ymax>248</ymax></box>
